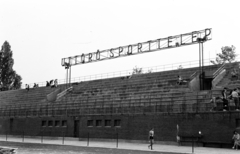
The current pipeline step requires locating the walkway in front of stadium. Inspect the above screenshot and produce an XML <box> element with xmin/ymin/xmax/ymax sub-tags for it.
<box><xmin>0</xmin><ymin>136</ymin><xmax>239</xmax><ymax>154</ymax></box>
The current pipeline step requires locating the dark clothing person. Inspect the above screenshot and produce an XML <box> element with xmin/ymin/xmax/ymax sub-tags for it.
<box><xmin>33</xmin><ymin>83</ymin><xmax>37</xmax><ymax>88</ymax></box>
<box><xmin>50</xmin><ymin>80</ymin><xmax>55</xmax><ymax>88</ymax></box>
<box><xmin>25</xmin><ymin>84</ymin><xmax>30</xmax><ymax>91</ymax></box>
<box><xmin>46</xmin><ymin>81</ymin><xmax>50</xmax><ymax>87</ymax></box>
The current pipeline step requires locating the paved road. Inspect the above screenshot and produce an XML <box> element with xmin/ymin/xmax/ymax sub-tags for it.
<box><xmin>0</xmin><ymin>135</ymin><xmax>239</xmax><ymax>154</ymax></box>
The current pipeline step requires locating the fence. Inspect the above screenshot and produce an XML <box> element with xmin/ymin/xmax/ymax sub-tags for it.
<box><xmin>0</xmin><ymin>131</ymin><xmax>120</xmax><ymax>148</ymax></box>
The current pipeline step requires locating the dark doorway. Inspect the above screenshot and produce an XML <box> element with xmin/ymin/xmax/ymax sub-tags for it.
<box><xmin>203</xmin><ymin>78</ymin><xmax>213</xmax><ymax>90</ymax></box>
<box><xmin>74</xmin><ymin>120</ymin><xmax>79</xmax><ymax>137</ymax></box>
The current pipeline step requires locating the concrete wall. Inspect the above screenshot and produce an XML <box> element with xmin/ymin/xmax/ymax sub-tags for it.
<box><xmin>189</xmin><ymin>76</ymin><xmax>200</xmax><ymax>91</ymax></box>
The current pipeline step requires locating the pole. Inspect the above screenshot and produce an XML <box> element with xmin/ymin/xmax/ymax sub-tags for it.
<box><xmin>66</xmin><ymin>68</ymin><xmax>68</xmax><ymax>88</ymax></box>
<box><xmin>69</xmin><ymin>66</ymin><xmax>71</xmax><ymax>86</ymax></box>
<box><xmin>62</xmin><ymin>131</ymin><xmax>65</xmax><ymax>145</ymax></box>
<box><xmin>87</xmin><ymin>132</ymin><xmax>89</xmax><ymax>146</ymax></box>
<box><xmin>22</xmin><ymin>131</ymin><xmax>24</xmax><ymax>142</ymax></box>
<box><xmin>41</xmin><ymin>131</ymin><xmax>43</xmax><ymax>143</ymax></box>
<box><xmin>116</xmin><ymin>133</ymin><xmax>118</xmax><ymax>148</ymax></box>
<box><xmin>201</xmin><ymin>42</ymin><xmax>204</xmax><ymax>90</ymax></box>
<box><xmin>199</xmin><ymin>42</ymin><xmax>202</xmax><ymax>90</ymax></box>
<box><xmin>6</xmin><ymin>131</ymin><xmax>7</xmax><ymax>141</ymax></box>
<box><xmin>192</xmin><ymin>135</ymin><xmax>194</xmax><ymax>154</ymax></box>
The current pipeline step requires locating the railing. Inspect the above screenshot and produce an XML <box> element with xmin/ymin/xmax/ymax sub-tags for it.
<box><xmin>25</xmin><ymin>58</ymin><xmax>217</xmax><ymax>88</ymax></box>
<box><xmin>56</xmin><ymin>87</ymin><xmax>73</xmax><ymax>101</ymax></box>
<box><xmin>190</xmin><ymin>71</ymin><xmax>198</xmax><ymax>80</ymax></box>
<box><xmin>213</xmin><ymin>63</ymin><xmax>226</xmax><ymax>78</ymax></box>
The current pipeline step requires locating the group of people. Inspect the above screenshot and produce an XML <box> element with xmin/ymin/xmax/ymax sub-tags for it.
<box><xmin>210</xmin><ymin>87</ymin><xmax>240</xmax><ymax>111</ymax></box>
<box><xmin>25</xmin><ymin>79</ymin><xmax>58</xmax><ymax>91</ymax></box>
<box><xmin>25</xmin><ymin>83</ymin><xmax>39</xmax><ymax>91</ymax></box>
<box><xmin>46</xmin><ymin>79</ymin><xmax>58</xmax><ymax>88</ymax></box>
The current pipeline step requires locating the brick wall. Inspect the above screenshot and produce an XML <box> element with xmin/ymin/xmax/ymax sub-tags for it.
<box><xmin>0</xmin><ymin>112</ymin><xmax>238</xmax><ymax>143</ymax></box>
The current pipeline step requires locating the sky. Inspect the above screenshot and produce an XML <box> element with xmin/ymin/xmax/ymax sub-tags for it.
<box><xmin>0</xmin><ymin>0</ymin><xmax>240</xmax><ymax>87</ymax></box>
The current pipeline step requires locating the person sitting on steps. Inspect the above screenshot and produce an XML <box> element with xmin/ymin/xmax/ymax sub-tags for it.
<box><xmin>231</xmin><ymin>68</ymin><xmax>238</xmax><ymax>80</ymax></box>
<box><xmin>177</xmin><ymin>75</ymin><xmax>187</xmax><ymax>85</ymax></box>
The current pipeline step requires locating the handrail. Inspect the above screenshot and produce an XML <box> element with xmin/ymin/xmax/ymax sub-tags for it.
<box><xmin>190</xmin><ymin>71</ymin><xmax>198</xmax><ymax>80</ymax></box>
<box><xmin>56</xmin><ymin>87</ymin><xmax>73</xmax><ymax>101</ymax></box>
<box><xmin>213</xmin><ymin>63</ymin><xmax>226</xmax><ymax>78</ymax></box>
<box><xmin>24</xmin><ymin>58</ymin><xmax>217</xmax><ymax>88</ymax></box>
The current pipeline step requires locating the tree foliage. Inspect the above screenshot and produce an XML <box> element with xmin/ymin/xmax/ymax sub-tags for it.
<box><xmin>210</xmin><ymin>45</ymin><xmax>237</xmax><ymax>65</ymax></box>
<box><xmin>0</xmin><ymin>41</ymin><xmax>22</xmax><ymax>90</ymax></box>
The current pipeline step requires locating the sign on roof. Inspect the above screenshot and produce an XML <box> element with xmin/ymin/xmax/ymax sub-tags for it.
<box><xmin>62</xmin><ymin>28</ymin><xmax>212</xmax><ymax>67</ymax></box>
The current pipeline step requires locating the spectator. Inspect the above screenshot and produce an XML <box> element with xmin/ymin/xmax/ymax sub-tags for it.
<box><xmin>0</xmin><ymin>82</ymin><xmax>2</xmax><ymax>91</ymax></box>
<box><xmin>25</xmin><ymin>84</ymin><xmax>30</xmax><ymax>91</ymax></box>
<box><xmin>221</xmin><ymin>87</ymin><xmax>229</xmax><ymax>111</ymax></box>
<box><xmin>46</xmin><ymin>81</ymin><xmax>50</xmax><ymax>87</ymax></box>
<box><xmin>148</xmin><ymin>128</ymin><xmax>154</xmax><ymax>150</ymax></box>
<box><xmin>231</xmin><ymin>69</ymin><xmax>238</xmax><ymax>79</ymax></box>
<box><xmin>54</xmin><ymin>79</ymin><xmax>58</xmax><ymax>88</ymax></box>
<box><xmin>210</xmin><ymin>96</ymin><xmax>223</xmax><ymax>111</ymax></box>
<box><xmin>177</xmin><ymin>75</ymin><xmax>187</xmax><ymax>85</ymax></box>
<box><xmin>210</xmin><ymin>97</ymin><xmax>217</xmax><ymax>111</ymax></box>
<box><xmin>232</xmin><ymin>131</ymin><xmax>240</xmax><ymax>150</ymax></box>
<box><xmin>50</xmin><ymin>80</ymin><xmax>54</xmax><ymax>88</ymax></box>
<box><xmin>33</xmin><ymin>83</ymin><xmax>37</xmax><ymax>88</ymax></box>
<box><xmin>231</xmin><ymin>89</ymin><xmax>239</xmax><ymax>111</ymax></box>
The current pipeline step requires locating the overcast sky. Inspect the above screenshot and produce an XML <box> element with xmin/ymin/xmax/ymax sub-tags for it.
<box><xmin>0</xmin><ymin>0</ymin><xmax>239</xmax><ymax>87</ymax></box>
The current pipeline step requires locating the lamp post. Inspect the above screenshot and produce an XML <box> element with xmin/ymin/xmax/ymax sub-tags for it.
<box><xmin>64</xmin><ymin>62</ymin><xmax>71</xmax><ymax>88</ymax></box>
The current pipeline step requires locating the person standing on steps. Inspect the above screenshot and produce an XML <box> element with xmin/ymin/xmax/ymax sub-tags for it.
<box><xmin>148</xmin><ymin>128</ymin><xmax>154</xmax><ymax>150</ymax></box>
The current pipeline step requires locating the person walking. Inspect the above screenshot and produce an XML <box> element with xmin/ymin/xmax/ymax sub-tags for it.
<box><xmin>148</xmin><ymin>128</ymin><xmax>154</xmax><ymax>150</ymax></box>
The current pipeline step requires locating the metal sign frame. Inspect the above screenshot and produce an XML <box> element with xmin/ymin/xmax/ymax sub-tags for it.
<box><xmin>62</xmin><ymin>28</ymin><xmax>212</xmax><ymax>67</ymax></box>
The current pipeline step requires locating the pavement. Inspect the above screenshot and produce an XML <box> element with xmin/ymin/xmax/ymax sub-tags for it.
<box><xmin>0</xmin><ymin>135</ymin><xmax>239</xmax><ymax>154</ymax></box>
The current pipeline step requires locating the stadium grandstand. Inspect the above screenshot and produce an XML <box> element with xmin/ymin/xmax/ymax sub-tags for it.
<box><xmin>0</xmin><ymin>28</ymin><xmax>239</xmax><ymax>148</ymax></box>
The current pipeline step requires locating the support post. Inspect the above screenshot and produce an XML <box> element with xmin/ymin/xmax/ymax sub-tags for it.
<box><xmin>66</xmin><ymin>68</ymin><xmax>68</xmax><ymax>88</ymax></box>
<box><xmin>199</xmin><ymin>42</ymin><xmax>202</xmax><ymax>90</ymax></box>
<box><xmin>87</xmin><ymin>132</ymin><xmax>89</xmax><ymax>146</ymax></box>
<box><xmin>116</xmin><ymin>132</ymin><xmax>118</xmax><ymax>148</ymax></box>
<box><xmin>22</xmin><ymin>131</ymin><xmax>24</xmax><ymax>142</ymax></box>
<box><xmin>69</xmin><ymin>66</ymin><xmax>71</xmax><ymax>87</ymax></box>
<box><xmin>192</xmin><ymin>135</ymin><xmax>194</xmax><ymax>154</ymax></box>
<box><xmin>41</xmin><ymin>131</ymin><xmax>43</xmax><ymax>143</ymax></box>
<box><xmin>62</xmin><ymin>131</ymin><xmax>65</xmax><ymax>145</ymax></box>
<box><xmin>201</xmin><ymin>42</ymin><xmax>204</xmax><ymax>90</ymax></box>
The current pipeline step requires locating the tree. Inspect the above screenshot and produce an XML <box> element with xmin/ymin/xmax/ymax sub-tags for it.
<box><xmin>0</xmin><ymin>41</ymin><xmax>22</xmax><ymax>90</ymax></box>
<box><xmin>210</xmin><ymin>45</ymin><xmax>237</xmax><ymax>65</ymax></box>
